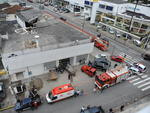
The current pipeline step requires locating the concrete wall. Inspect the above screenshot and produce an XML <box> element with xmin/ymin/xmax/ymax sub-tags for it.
<box><xmin>2</xmin><ymin>43</ymin><xmax>94</xmax><ymax>75</ymax></box>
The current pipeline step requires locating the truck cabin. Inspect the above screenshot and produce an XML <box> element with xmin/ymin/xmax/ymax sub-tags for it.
<box><xmin>95</xmin><ymin>73</ymin><xmax>112</xmax><ymax>87</ymax></box>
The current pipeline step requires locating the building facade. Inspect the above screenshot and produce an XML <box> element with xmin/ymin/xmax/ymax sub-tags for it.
<box><xmin>58</xmin><ymin>0</ymin><xmax>150</xmax><ymax>37</ymax></box>
<box><xmin>1</xmin><ymin>9</ymin><xmax>94</xmax><ymax>82</ymax></box>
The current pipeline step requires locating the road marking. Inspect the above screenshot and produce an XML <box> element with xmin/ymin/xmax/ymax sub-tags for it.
<box><xmin>138</xmin><ymin>81</ymin><xmax>150</xmax><ymax>88</ymax></box>
<box><xmin>133</xmin><ymin>77</ymin><xmax>150</xmax><ymax>85</ymax></box>
<box><xmin>141</xmin><ymin>75</ymin><xmax>148</xmax><ymax>78</ymax></box>
<box><xmin>127</xmin><ymin>76</ymin><xmax>136</xmax><ymax>80</ymax></box>
<box><xmin>129</xmin><ymin>78</ymin><xmax>140</xmax><ymax>83</ymax></box>
<box><xmin>141</xmin><ymin>85</ymin><xmax>150</xmax><ymax>91</ymax></box>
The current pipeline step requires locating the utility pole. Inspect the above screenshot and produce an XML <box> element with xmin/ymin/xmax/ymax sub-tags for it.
<box><xmin>129</xmin><ymin>0</ymin><xmax>139</xmax><ymax>31</ymax></box>
<box><xmin>144</xmin><ymin>33</ymin><xmax>150</xmax><ymax>49</ymax></box>
<box><xmin>81</xmin><ymin>14</ymin><xmax>85</xmax><ymax>31</ymax></box>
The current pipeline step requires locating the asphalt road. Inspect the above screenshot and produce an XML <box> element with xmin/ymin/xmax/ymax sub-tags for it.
<box><xmin>1</xmin><ymin>1</ymin><xmax>150</xmax><ymax>113</ymax></box>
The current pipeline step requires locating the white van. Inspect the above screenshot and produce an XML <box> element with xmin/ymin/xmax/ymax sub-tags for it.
<box><xmin>46</xmin><ymin>84</ymin><xmax>75</xmax><ymax>103</ymax></box>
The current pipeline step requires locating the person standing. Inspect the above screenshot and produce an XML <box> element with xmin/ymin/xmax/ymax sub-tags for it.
<box><xmin>81</xmin><ymin>106</ymin><xmax>86</xmax><ymax>112</ymax></box>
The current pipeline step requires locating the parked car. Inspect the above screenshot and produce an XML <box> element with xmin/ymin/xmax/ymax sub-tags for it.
<box><xmin>81</xmin><ymin>65</ymin><xmax>96</xmax><ymax>77</ymax></box>
<box><xmin>132</xmin><ymin>63</ymin><xmax>146</xmax><ymax>73</ymax></box>
<box><xmin>80</xmin><ymin>106</ymin><xmax>105</xmax><ymax>113</ymax></box>
<box><xmin>101</xmin><ymin>25</ymin><xmax>107</xmax><ymax>31</ymax></box>
<box><xmin>122</xmin><ymin>34</ymin><xmax>132</xmax><ymax>40</ymax></box>
<box><xmin>0</xmin><ymin>82</ymin><xmax>6</xmax><ymax>102</ymax></box>
<box><xmin>44</xmin><ymin>2</ymin><xmax>49</xmax><ymax>6</ymax></box>
<box><xmin>60</xmin><ymin>17</ymin><xmax>67</xmax><ymax>21</ymax></box>
<box><xmin>141</xmin><ymin>53</ymin><xmax>150</xmax><ymax>61</ymax></box>
<box><xmin>115</xmin><ymin>31</ymin><xmax>121</xmax><ymax>37</ymax></box>
<box><xmin>133</xmin><ymin>39</ymin><xmax>142</xmax><ymax>47</ymax></box>
<box><xmin>14</xmin><ymin>97</ymin><xmax>41</xmax><ymax>112</ymax></box>
<box><xmin>92</xmin><ymin>58</ymin><xmax>111</xmax><ymax>71</ymax></box>
<box><xmin>108</xmin><ymin>28</ymin><xmax>115</xmax><ymax>34</ymax></box>
<box><xmin>61</xmin><ymin>8</ymin><xmax>70</xmax><ymax>13</ymax></box>
<box><xmin>111</xmin><ymin>55</ymin><xmax>125</xmax><ymax>63</ymax></box>
<box><xmin>95</xmin><ymin>54</ymin><xmax>107</xmax><ymax>59</ymax></box>
<box><xmin>129</xmin><ymin>66</ymin><xmax>141</xmax><ymax>75</ymax></box>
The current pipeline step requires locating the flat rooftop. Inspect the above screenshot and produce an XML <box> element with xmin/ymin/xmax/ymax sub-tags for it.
<box><xmin>101</xmin><ymin>0</ymin><xmax>128</xmax><ymax>4</ymax></box>
<box><xmin>2</xmin><ymin>14</ymin><xmax>89</xmax><ymax>53</ymax></box>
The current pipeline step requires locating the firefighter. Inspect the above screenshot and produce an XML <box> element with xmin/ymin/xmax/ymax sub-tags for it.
<box><xmin>88</xmin><ymin>61</ymin><xmax>92</xmax><ymax>66</ymax></box>
<box><xmin>120</xmin><ymin>105</ymin><xmax>124</xmax><ymax>111</ymax></box>
<box><xmin>81</xmin><ymin>106</ymin><xmax>86</xmax><ymax>112</ymax></box>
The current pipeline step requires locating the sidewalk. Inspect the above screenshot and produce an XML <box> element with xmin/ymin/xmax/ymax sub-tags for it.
<box><xmin>118</xmin><ymin>95</ymin><xmax>150</xmax><ymax>113</ymax></box>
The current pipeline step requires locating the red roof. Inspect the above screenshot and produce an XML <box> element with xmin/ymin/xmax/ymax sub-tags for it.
<box><xmin>52</xmin><ymin>84</ymin><xmax>74</xmax><ymax>95</ymax></box>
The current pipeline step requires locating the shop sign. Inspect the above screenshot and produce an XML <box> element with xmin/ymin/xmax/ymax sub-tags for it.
<box><xmin>127</xmin><ymin>6</ymin><xmax>140</xmax><ymax>11</ymax></box>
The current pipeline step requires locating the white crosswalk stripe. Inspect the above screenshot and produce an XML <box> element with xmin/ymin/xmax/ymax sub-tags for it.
<box><xmin>127</xmin><ymin>76</ymin><xmax>136</xmax><ymax>80</ymax></box>
<box><xmin>133</xmin><ymin>77</ymin><xmax>150</xmax><ymax>85</ymax></box>
<box><xmin>141</xmin><ymin>86</ymin><xmax>150</xmax><ymax>91</ymax></box>
<box><xmin>118</xmin><ymin>52</ymin><xmax>142</xmax><ymax>65</ymax></box>
<box><xmin>129</xmin><ymin>78</ymin><xmax>141</xmax><ymax>83</ymax></box>
<box><xmin>138</xmin><ymin>81</ymin><xmax>150</xmax><ymax>88</ymax></box>
<box><xmin>127</xmin><ymin>74</ymin><xmax>150</xmax><ymax>92</ymax></box>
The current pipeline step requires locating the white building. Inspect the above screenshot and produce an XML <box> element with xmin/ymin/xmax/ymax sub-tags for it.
<box><xmin>61</xmin><ymin>0</ymin><xmax>150</xmax><ymax>37</ymax></box>
<box><xmin>1</xmin><ymin>9</ymin><xmax>94</xmax><ymax>82</ymax></box>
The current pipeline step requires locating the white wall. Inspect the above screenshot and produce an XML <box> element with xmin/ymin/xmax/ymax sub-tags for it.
<box><xmin>2</xmin><ymin>43</ymin><xmax>94</xmax><ymax>74</ymax></box>
<box><xmin>126</xmin><ymin>3</ymin><xmax>150</xmax><ymax>17</ymax></box>
<box><xmin>27</xmin><ymin>64</ymin><xmax>44</xmax><ymax>77</ymax></box>
<box><xmin>16</xmin><ymin>15</ymin><xmax>26</xmax><ymax>28</ymax></box>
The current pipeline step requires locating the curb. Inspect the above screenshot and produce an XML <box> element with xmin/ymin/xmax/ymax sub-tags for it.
<box><xmin>0</xmin><ymin>105</ymin><xmax>14</xmax><ymax>112</ymax></box>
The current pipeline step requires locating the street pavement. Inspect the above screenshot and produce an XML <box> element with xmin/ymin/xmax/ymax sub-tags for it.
<box><xmin>1</xmin><ymin>1</ymin><xmax>150</xmax><ymax>113</ymax></box>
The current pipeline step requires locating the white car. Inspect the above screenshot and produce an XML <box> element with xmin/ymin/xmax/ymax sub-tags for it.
<box><xmin>95</xmin><ymin>54</ymin><xmax>107</xmax><ymax>59</ymax></box>
<box><xmin>133</xmin><ymin>39</ymin><xmax>142</xmax><ymax>47</ymax></box>
<box><xmin>108</xmin><ymin>28</ymin><xmax>115</xmax><ymax>34</ymax></box>
<box><xmin>129</xmin><ymin>66</ymin><xmax>141</xmax><ymax>75</ymax></box>
<box><xmin>133</xmin><ymin>63</ymin><xmax>146</xmax><ymax>73</ymax></box>
<box><xmin>115</xmin><ymin>31</ymin><xmax>121</xmax><ymax>37</ymax></box>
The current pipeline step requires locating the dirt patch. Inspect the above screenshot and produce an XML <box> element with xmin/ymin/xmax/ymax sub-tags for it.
<box><xmin>29</xmin><ymin>78</ymin><xmax>43</xmax><ymax>90</ymax></box>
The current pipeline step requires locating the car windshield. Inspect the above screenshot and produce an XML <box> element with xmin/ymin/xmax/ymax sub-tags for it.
<box><xmin>48</xmin><ymin>91</ymin><xmax>54</xmax><ymax>99</ymax></box>
<box><xmin>95</xmin><ymin>76</ymin><xmax>105</xmax><ymax>85</ymax></box>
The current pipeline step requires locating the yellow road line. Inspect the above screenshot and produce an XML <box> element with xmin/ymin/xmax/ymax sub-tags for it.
<box><xmin>0</xmin><ymin>105</ymin><xmax>14</xmax><ymax>111</ymax></box>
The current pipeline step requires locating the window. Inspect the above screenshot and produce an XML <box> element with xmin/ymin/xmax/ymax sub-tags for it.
<box><xmin>99</xmin><ymin>4</ymin><xmax>105</xmax><ymax>9</ymax></box>
<box><xmin>85</xmin><ymin>1</ymin><xmax>93</xmax><ymax>6</ymax></box>
<box><xmin>106</xmin><ymin>6</ymin><xmax>113</xmax><ymax>11</ymax></box>
<box><xmin>84</xmin><ymin>1</ymin><xmax>89</xmax><ymax>5</ymax></box>
<box><xmin>90</xmin><ymin>2</ymin><xmax>93</xmax><ymax>6</ymax></box>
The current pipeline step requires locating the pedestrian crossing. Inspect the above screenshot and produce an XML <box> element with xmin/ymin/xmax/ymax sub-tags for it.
<box><xmin>127</xmin><ymin>74</ymin><xmax>150</xmax><ymax>91</ymax></box>
<box><xmin>118</xmin><ymin>52</ymin><xmax>143</xmax><ymax>65</ymax></box>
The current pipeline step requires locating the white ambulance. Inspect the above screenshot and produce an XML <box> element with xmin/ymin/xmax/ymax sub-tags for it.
<box><xmin>46</xmin><ymin>84</ymin><xmax>75</xmax><ymax>103</ymax></box>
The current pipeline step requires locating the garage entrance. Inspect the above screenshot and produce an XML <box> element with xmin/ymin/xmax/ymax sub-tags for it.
<box><xmin>59</xmin><ymin>58</ymin><xmax>70</xmax><ymax>66</ymax></box>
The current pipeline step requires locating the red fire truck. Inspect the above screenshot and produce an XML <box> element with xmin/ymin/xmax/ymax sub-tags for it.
<box><xmin>91</xmin><ymin>37</ymin><xmax>108</xmax><ymax>51</ymax></box>
<box><xmin>95</xmin><ymin>65</ymin><xmax>130</xmax><ymax>89</ymax></box>
<box><xmin>81</xmin><ymin>65</ymin><xmax>96</xmax><ymax>77</ymax></box>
